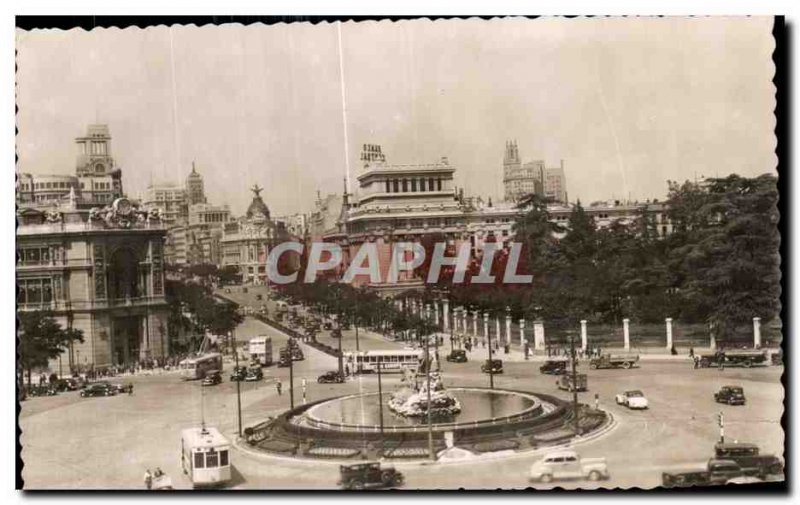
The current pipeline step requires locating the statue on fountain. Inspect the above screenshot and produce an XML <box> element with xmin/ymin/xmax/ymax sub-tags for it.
<box><xmin>388</xmin><ymin>371</ymin><xmax>461</xmax><ymax>419</ymax></box>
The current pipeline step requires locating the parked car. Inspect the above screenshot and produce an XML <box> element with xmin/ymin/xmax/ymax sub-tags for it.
<box><xmin>230</xmin><ymin>366</ymin><xmax>247</xmax><ymax>381</ymax></box>
<box><xmin>771</xmin><ymin>350</ymin><xmax>783</xmax><ymax>366</ymax></box>
<box><xmin>56</xmin><ymin>377</ymin><xmax>82</xmax><ymax>392</ymax></box>
<box><xmin>317</xmin><ymin>371</ymin><xmax>345</xmax><ymax>384</ymax></box>
<box><xmin>529</xmin><ymin>450</ymin><xmax>609</xmax><ymax>483</ymax></box>
<box><xmin>201</xmin><ymin>371</ymin><xmax>222</xmax><ymax>386</ymax></box>
<box><xmin>726</xmin><ymin>476</ymin><xmax>764</xmax><ymax>485</ymax></box>
<box><xmin>662</xmin><ymin>459</ymin><xmax>745</xmax><ymax>488</ymax></box>
<box><xmin>481</xmin><ymin>359</ymin><xmax>504</xmax><ymax>374</ymax></box>
<box><xmin>445</xmin><ymin>350</ymin><xmax>468</xmax><ymax>363</ymax></box>
<box><xmin>557</xmin><ymin>374</ymin><xmax>588</xmax><ymax>392</ymax></box>
<box><xmin>80</xmin><ymin>383</ymin><xmax>117</xmax><ymax>397</ymax></box>
<box><xmin>615</xmin><ymin>390</ymin><xmax>649</xmax><ymax>409</ymax></box>
<box><xmin>540</xmin><ymin>360</ymin><xmax>568</xmax><ymax>375</ymax></box>
<box><xmin>244</xmin><ymin>366</ymin><xmax>264</xmax><ymax>382</ymax></box>
<box><xmin>589</xmin><ymin>353</ymin><xmax>640</xmax><ymax>370</ymax></box>
<box><xmin>714</xmin><ymin>386</ymin><xmax>746</xmax><ymax>405</ymax></box>
<box><xmin>713</xmin><ymin>442</ymin><xmax>784</xmax><ymax>478</ymax></box>
<box><xmin>338</xmin><ymin>462</ymin><xmax>404</xmax><ymax>490</ymax></box>
<box><xmin>323</xmin><ymin>321</ymin><xmax>334</xmax><ymax>330</ymax></box>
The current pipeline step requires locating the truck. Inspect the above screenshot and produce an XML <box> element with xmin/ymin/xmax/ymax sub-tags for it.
<box><xmin>713</xmin><ymin>442</ymin><xmax>784</xmax><ymax>479</ymax></box>
<box><xmin>589</xmin><ymin>353</ymin><xmax>640</xmax><ymax>370</ymax></box>
<box><xmin>662</xmin><ymin>459</ymin><xmax>744</xmax><ymax>488</ymax></box>
<box><xmin>699</xmin><ymin>350</ymin><xmax>768</xmax><ymax>368</ymax></box>
<box><xmin>556</xmin><ymin>373</ymin><xmax>588</xmax><ymax>392</ymax></box>
<box><xmin>248</xmin><ymin>336</ymin><xmax>273</xmax><ymax>366</ymax></box>
<box><xmin>529</xmin><ymin>450</ymin><xmax>609</xmax><ymax>483</ymax></box>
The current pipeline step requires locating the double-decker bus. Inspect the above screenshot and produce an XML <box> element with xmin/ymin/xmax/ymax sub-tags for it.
<box><xmin>345</xmin><ymin>349</ymin><xmax>424</xmax><ymax>373</ymax></box>
<box><xmin>248</xmin><ymin>336</ymin><xmax>273</xmax><ymax>366</ymax></box>
<box><xmin>180</xmin><ymin>353</ymin><xmax>223</xmax><ymax>380</ymax></box>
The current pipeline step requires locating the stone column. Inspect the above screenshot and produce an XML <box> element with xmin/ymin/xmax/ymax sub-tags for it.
<box><xmin>443</xmin><ymin>299</ymin><xmax>450</xmax><ymax>332</ymax></box>
<box><xmin>533</xmin><ymin>320</ymin><xmax>545</xmax><ymax>351</ymax></box>
<box><xmin>434</xmin><ymin>302</ymin><xmax>440</xmax><ymax>326</ymax></box>
<box><xmin>505</xmin><ymin>314</ymin><xmax>512</xmax><ymax>347</ymax></box>
<box><xmin>666</xmin><ymin>318</ymin><xmax>673</xmax><ymax>351</ymax></box>
<box><xmin>580</xmin><ymin>320</ymin><xmax>588</xmax><ymax>352</ymax></box>
<box><xmin>709</xmin><ymin>322</ymin><xmax>716</xmax><ymax>350</ymax></box>
<box><xmin>753</xmin><ymin>317</ymin><xmax>761</xmax><ymax>348</ymax></box>
<box><xmin>519</xmin><ymin>319</ymin><xmax>525</xmax><ymax>347</ymax></box>
<box><xmin>425</xmin><ymin>304</ymin><xmax>431</xmax><ymax>322</ymax></box>
<box><xmin>623</xmin><ymin>318</ymin><xmax>630</xmax><ymax>351</ymax></box>
<box><xmin>483</xmin><ymin>312</ymin><xmax>489</xmax><ymax>342</ymax></box>
<box><xmin>495</xmin><ymin>317</ymin><xmax>501</xmax><ymax>346</ymax></box>
<box><xmin>472</xmin><ymin>311</ymin><xmax>478</xmax><ymax>337</ymax></box>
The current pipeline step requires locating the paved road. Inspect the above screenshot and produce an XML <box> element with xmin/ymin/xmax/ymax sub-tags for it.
<box><xmin>20</xmin><ymin>312</ymin><xmax>784</xmax><ymax>490</ymax></box>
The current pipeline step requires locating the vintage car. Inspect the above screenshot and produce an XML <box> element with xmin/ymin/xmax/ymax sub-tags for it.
<box><xmin>615</xmin><ymin>390</ymin><xmax>649</xmax><ymax>409</ymax></box>
<box><xmin>529</xmin><ymin>450</ymin><xmax>609</xmax><ymax>483</ymax></box>
<box><xmin>201</xmin><ymin>371</ymin><xmax>222</xmax><ymax>387</ymax></box>
<box><xmin>244</xmin><ymin>366</ymin><xmax>264</xmax><ymax>382</ymax></box>
<box><xmin>662</xmin><ymin>459</ymin><xmax>745</xmax><ymax>487</ymax></box>
<box><xmin>713</xmin><ymin>442</ymin><xmax>784</xmax><ymax>478</ymax></box>
<box><xmin>323</xmin><ymin>321</ymin><xmax>334</xmax><ymax>330</ymax></box>
<box><xmin>80</xmin><ymin>383</ymin><xmax>117</xmax><ymax>397</ymax></box>
<box><xmin>700</xmin><ymin>350</ymin><xmax>768</xmax><ymax>368</ymax></box>
<box><xmin>230</xmin><ymin>366</ymin><xmax>247</xmax><ymax>382</ymax></box>
<box><xmin>714</xmin><ymin>385</ymin><xmax>746</xmax><ymax>405</ymax></box>
<box><xmin>540</xmin><ymin>360</ymin><xmax>568</xmax><ymax>375</ymax></box>
<box><xmin>557</xmin><ymin>374</ymin><xmax>588</xmax><ymax>392</ymax></box>
<box><xmin>317</xmin><ymin>371</ymin><xmax>345</xmax><ymax>384</ymax></box>
<box><xmin>480</xmin><ymin>359</ymin><xmax>504</xmax><ymax>374</ymax></box>
<box><xmin>338</xmin><ymin>462</ymin><xmax>404</xmax><ymax>490</ymax></box>
<box><xmin>445</xmin><ymin>349</ymin><xmax>468</xmax><ymax>363</ymax></box>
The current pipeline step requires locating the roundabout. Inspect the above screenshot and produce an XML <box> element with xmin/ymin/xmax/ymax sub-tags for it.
<box><xmin>243</xmin><ymin>383</ymin><xmax>611</xmax><ymax>462</ymax></box>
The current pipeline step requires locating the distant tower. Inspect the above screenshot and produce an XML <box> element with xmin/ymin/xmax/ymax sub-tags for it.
<box><xmin>502</xmin><ymin>140</ymin><xmax>522</xmax><ymax>202</ymax></box>
<box><xmin>74</xmin><ymin>124</ymin><xmax>123</xmax><ymax>202</ymax></box>
<box><xmin>186</xmin><ymin>161</ymin><xmax>207</xmax><ymax>205</ymax></box>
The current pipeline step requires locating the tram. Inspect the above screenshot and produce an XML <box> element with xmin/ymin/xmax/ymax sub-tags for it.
<box><xmin>180</xmin><ymin>426</ymin><xmax>232</xmax><ymax>488</ymax></box>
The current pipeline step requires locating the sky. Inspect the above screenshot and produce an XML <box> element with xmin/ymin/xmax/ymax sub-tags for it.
<box><xmin>15</xmin><ymin>17</ymin><xmax>777</xmax><ymax>217</ymax></box>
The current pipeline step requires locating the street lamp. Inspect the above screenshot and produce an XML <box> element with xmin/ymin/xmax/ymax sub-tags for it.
<box><xmin>230</xmin><ymin>330</ymin><xmax>243</xmax><ymax>437</ymax></box>
<box><xmin>568</xmin><ymin>331</ymin><xmax>580</xmax><ymax>435</ymax></box>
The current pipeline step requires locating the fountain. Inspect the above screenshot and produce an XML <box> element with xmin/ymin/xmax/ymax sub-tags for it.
<box><xmin>387</xmin><ymin>372</ymin><xmax>462</xmax><ymax>419</ymax></box>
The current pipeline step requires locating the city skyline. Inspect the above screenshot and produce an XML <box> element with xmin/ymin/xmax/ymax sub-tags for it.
<box><xmin>16</xmin><ymin>17</ymin><xmax>776</xmax><ymax>217</ymax></box>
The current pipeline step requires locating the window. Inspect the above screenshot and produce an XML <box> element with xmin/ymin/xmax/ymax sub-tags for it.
<box><xmin>194</xmin><ymin>452</ymin><xmax>205</xmax><ymax>469</ymax></box>
<box><xmin>437</xmin><ymin>178</ymin><xmax>443</xmax><ymax>191</ymax></box>
<box><xmin>385</xmin><ymin>180</ymin><xmax>391</xmax><ymax>193</ymax></box>
<box><xmin>402</xmin><ymin>179</ymin><xmax>408</xmax><ymax>192</ymax></box>
<box><xmin>393</xmin><ymin>179</ymin><xmax>399</xmax><ymax>193</ymax></box>
<box><xmin>419</xmin><ymin>178</ymin><xmax>426</xmax><ymax>191</ymax></box>
<box><xmin>411</xmin><ymin>179</ymin><xmax>417</xmax><ymax>192</ymax></box>
<box><xmin>429</xmin><ymin>177</ymin><xmax>435</xmax><ymax>191</ymax></box>
<box><xmin>206</xmin><ymin>450</ymin><xmax>219</xmax><ymax>468</ymax></box>
<box><xmin>219</xmin><ymin>450</ymin><xmax>229</xmax><ymax>466</ymax></box>
<box><xmin>18</xmin><ymin>278</ymin><xmax>53</xmax><ymax>304</ymax></box>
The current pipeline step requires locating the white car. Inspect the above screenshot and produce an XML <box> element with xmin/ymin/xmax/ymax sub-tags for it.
<box><xmin>615</xmin><ymin>390</ymin><xmax>649</xmax><ymax>409</ymax></box>
<box><xmin>529</xmin><ymin>450</ymin><xmax>609</xmax><ymax>483</ymax></box>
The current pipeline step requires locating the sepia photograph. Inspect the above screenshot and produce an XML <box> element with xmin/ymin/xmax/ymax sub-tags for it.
<box><xmin>14</xmin><ymin>15</ymin><xmax>784</xmax><ymax>491</ymax></box>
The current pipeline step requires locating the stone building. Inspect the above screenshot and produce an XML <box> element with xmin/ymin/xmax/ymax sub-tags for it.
<box><xmin>502</xmin><ymin>139</ymin><xmax>567</xmax><ymax>204</ymax></box>
<box><xmin>16</xmin><ymin>197</ymin><xmax>169</xmax><ymax>370</ymax></box>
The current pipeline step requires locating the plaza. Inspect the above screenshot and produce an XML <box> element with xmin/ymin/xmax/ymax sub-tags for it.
<box><xmin>19</xmin><ymin>285</ymin><xmax>784</xmax><ymax>489</ymax></box>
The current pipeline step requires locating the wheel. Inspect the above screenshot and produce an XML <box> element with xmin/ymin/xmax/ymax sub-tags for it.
<box><xmin>381</xmin><ymin>471</ymin><xmax>394</xmax><ymax>485</ymax></box>
<box><xmin>621</xmin><ymin>361</ymin><xmax>632</xmax><ymax>369</ymax></box>
<box><xmin>539</xmin><ymin>474</ymin><xmax>553</xmax><ymax>483</ymax></box>
<box><xmin>589</xmin><ymin>363</ymin><xmax>598</xmax><ymax>370</ymax></box>
<box><xmin>350</xmin><ymin>480</ymin><xmax>364</xmax><ymax>490</ymax></box>
<box><xmin>588</xmin><ymin>470</ymin><xmax>601</xmax><ymax>481</ymax></box>
<box><xmin>392</xmin><ymin>474</ymin><xmax>404</xmax><ymax>487</ymax></box>
<box><xmin>743</xmin><ymin>361</ymin><xmax>752</xmax><ymax>368</ymax></box>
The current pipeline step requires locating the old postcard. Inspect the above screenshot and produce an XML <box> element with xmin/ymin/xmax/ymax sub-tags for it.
<box><xmin>15</xmin><ymin>16</ymin><xmax>783</xmax><ymax>490</ymax></box>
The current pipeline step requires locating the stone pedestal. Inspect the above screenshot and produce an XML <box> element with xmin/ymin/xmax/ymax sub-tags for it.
<box><xmin>533</xmin><ymin>320</ymin><xmax>545</xmax><ymax>351</ymax></box>
<box><xmin>623</xmin><ymin>318</ymin><xmax>630</xmax><ymax>351</ymax></box>
<box><xmin>753</xmin><ymin>317</ymin><xmax>761</xmax><ymax>348</ymax></box>
<box><xmin>505</xmin><ymin>315</ymin><xmax>512</xmax><ymax>346</ymax></box>
<box><xmin>519</xmin><ymin>319</ymin><xmax>525</xmax><ymax>346</ymax></box>
<box><xmin>580</xmin><ymin>320</ymin><xmax>588</xmax><ymax>351</ymax></box>
<box><xmin>483</xmin><ymin>313</ymin><xmax>489</xmax><ymax>342</ymax></box>
<box><xmin>443</xmin><ymin>300</ymin><xmax>450</xmax><ymax>331</ymax></box>
<box><xmin>666</xmin><ymin>318</ymin><xmax>673</xmax><ymax>350</ymax></box>
<box><xmin>472</xmin><ymin>312</ymin><xmax>478</xmax><ymax>336</ymax></box>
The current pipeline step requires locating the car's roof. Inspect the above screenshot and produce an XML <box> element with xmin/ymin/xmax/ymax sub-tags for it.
<box><xmin>716</xmin><ymin>442</ymin><xmax>758</xmax><ymax>450</ymax></box>
<box><xmin>723</xmin><ymin>385</ymin><xmax>743</xmax><ymax>389</ymax></box>
<box><xmin>626</xmin><ymin>390</ymin><xmax>644</xmax><ymax>395</ymax></box>
<box><xmin>543</xmin><ymin>450</ymin><xmax>577</xmax><ymax>459</ymax></box>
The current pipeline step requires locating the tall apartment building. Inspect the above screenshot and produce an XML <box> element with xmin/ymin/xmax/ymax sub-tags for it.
<box><xmin>502</xmin><ymin>140</ymin><xmax>567</xmax><ymax>204</ymax></box>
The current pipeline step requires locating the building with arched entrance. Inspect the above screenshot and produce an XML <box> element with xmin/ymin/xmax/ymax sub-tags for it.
<box><xmin>16</xmin><ymin>197</ymin><xmax>169</xmax><ymax>370</ymax></box>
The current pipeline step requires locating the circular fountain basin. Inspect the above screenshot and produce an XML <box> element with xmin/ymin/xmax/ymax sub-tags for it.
<box><xmin>301</xmin><ymin>388</ymin><xmax>544</xmax><ymax>432</ymax></box>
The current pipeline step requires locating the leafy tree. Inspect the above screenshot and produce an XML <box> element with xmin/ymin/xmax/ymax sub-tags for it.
<box><xmin>18</xmin><ymin>311</ymin><xmax>83</xmax><ymax>386</ymax></box>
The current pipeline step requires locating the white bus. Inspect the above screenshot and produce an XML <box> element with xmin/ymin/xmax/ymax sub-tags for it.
<box><xmin>345</xmin><ymin>349</ymin><xmax>424</xmax><ymax>373</ymax></box>
<box><xmin>248</xmin><ymin>336</ymin><xmax>273</xmax><ymax>366</ymax></box>
<box><xmin>179</xmin><ymin>353</ymin><xmax>223</xmax><ymax>380</ymax></box>
<box><xmin>180</xmin><ymin>426</ymin><xmax>232</xmax><ymax>488</ymax></box>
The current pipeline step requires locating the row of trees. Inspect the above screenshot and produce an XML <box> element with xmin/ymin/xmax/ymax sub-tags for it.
<box><xmin>413</xmin><ymin>174</ymin><xmax>779</xmax><ymax>342</ymax></box>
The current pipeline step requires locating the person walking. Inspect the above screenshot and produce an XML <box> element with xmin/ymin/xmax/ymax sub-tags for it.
<box><xmin>693</xmin><ymin>355</ymin><xmax>700</xmax><ymax>369</ymax></box>
<box><xmin>144</xmin><ymin>469</ymin><xmax>153</xmax><ymax>490</ymax></box>
<box><xmin>689</xmin><ymin>347</ymin><xmax>695</xmax><ymax>358</ymax></box>
<box><xmin>276</xmin><ymin>379</ymin><xmax>283</xmax><ymax>396</ymax></box>
<box><xmin>128</xmin><ymin>383</ymin><xmax>134</xmax><ymax>395</ymax></box>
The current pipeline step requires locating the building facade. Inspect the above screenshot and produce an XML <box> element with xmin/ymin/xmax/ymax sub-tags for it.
<box><xmin>17</xmin><ymin>198</ymin><xmax>169</xmax><ymax>370</ymax></box>
<box><xmin>502</xmin><ymin>139</ymin><xmax>567</xmax><ymax>204</ymax></box>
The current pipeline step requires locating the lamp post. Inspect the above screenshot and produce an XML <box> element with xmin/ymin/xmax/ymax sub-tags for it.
<box><xmin>425</xmin><ymin>332</ymin><xmax>434</xmax><ymax>461</ymax></box>
<box><xmin>377</xmin><ymin>356</ymin><xmax>384</xmax><ymax>458</ymax></box>
<box><xmin>230</xmin><ymin>331</ymin><xmax>243</xmax><ymax>437</ymax></box>
<box><xmin>486</xmin><ymin>312</ymin><xmax>494</xmax><ymax>390</ymax></box>
<box><xmin>569</xmin><ymin>332</ymin><xmax>579</xmax><ymax>435</ymax></box>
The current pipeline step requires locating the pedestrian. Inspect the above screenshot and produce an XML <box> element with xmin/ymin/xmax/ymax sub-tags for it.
<box><xmin>689</xmin><ymin>347</ymin><xmax>694</xmax><ymax>358</ymax></box>
<box><xmin>345</xmin><ymin>364</ymin><xmax>350</xmax><ymax>376</ymax></box>
<box><xmin>144</xmin><ymin>469</ymin><xmax>153</xmax><ymax>490</ymax></box>
<box><xmin>128</xmin><ymin>383</ymin><xmax>134</xmax><ymax>395</ymax></box>
<box><xmin>693</xmin><ymin>355</ymin><xmax>699</xmax><ymax>369</ymax></box>
<box><xmin>276</xmin><ymin>379</ymin><xmax>283</xmax><ymax>396</ymax></box>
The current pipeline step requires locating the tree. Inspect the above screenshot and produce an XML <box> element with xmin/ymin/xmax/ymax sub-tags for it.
<box><xmin>18</xmin><ymin>311</ymin><xmax>83</xmax><ymax>387</ymax></box>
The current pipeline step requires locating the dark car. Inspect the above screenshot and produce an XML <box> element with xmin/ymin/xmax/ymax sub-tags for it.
<box><xmin>446</xmin><ymin>350</ymin><xmax>468</xmax><ymax>363</ymax></box>
<box><xmin>56</xmin><ymin>377</ymin><xmax>82</xmax><ymax>392</ymax></box>
<box><xmin>715</xmin><ymin>386</ymin><xmax>746</xmax><ymax>405</ymax></box>
<box><xmin>331</xmin><ymin>328</ymin><xmax>342</xmax><ymax>339</ymax></box>
<box><xmin>323</xmin><ymin>321</ymin><xmax>334</xmax><ymax>330</ymax></box>
<box><xmin>481</xmin><ymin>359</ymin><xmax>504</xmax><ymax>374</ymax></box>
<box><xmin>202</xmin><ymin>371</ymin><xmax>222</xmax><ymax>386</ymax></box>
<box><xmin>80</xmin><ymin>383</ymin><xmax>116</xmax><ymax>397</ymax></box>
<box><xmin>714</xmin><ymin>442</ymin><xmax>784</xmax><ymax>478</ymax></box>
<box><xmin>245</xmin><ymin>367</ymin><xmax>264</xmax><ymax>382</ymax></box>
<box><xmin>662</xmin><ymin>459</ymin><xmax>745</xmax><ymax>488</ymax></box>
<box><xmin>338</xmin><ymin>462</ymin><xmax>404</xmax><ymax>490</ymax></box>
<box><xmin>230</xmin><ymin>366</ymin><xmax>247</xmax><ymax>381</ymax></box>
<box><xmin>317</xmin><ymin>371</ymin><xmax>345</xmax><ymax>384</ymax></box>
<box><xmin>540</xmin><ymin>360</ymin><xmax>568</xmax><ymax>375</ymax></box>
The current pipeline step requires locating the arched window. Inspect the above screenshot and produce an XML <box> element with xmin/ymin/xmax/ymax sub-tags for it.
<box><xmin>393</xmin><ymin>179</ymin><xmax>399</xmax><ymax>193</ymax></box>
<box><xmin>411</xmin><ymin>179</ymin><xmax>417</xmax><ymax>192</ymax></box>
<box><xmin>107</xmin><ymin>248</ymin><xmax>141</xmax><ymax>300</ymax></box>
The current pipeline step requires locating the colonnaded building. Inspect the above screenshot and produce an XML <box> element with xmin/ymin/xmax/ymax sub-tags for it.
<box><xmin>17</xmin><ymin>125</ymin><xmax>170</xmax><ymax>371</ymax></box>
